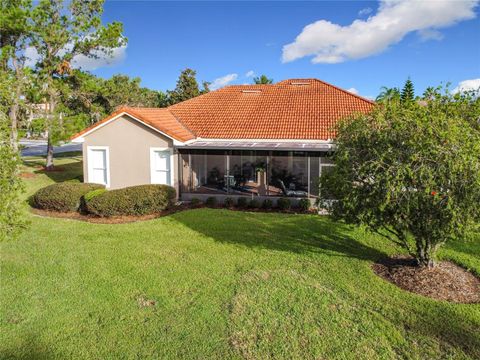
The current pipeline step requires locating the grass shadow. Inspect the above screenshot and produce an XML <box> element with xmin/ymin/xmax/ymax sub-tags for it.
<box><xmin>23</xmin><ymin>156</ymin><xmax>83</xmax><ymax>184</ymax></box>
<box><xmin>172</xmin><ymin>209</ymin><xmax>387</xmax><ymax>262</ymax></box>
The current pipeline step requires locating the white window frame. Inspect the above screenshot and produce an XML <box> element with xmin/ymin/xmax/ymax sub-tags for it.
<box><xmin>87</xmin><ymin>146</ymin><xmax>110</xmax><ymax>188</ymax></box>
<box><xmin>150</xmin><ymin>147</ymin><xmax>174</xmax><ymax>186</ymax></box>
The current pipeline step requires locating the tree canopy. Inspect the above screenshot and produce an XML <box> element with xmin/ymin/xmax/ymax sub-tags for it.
<box><xmin>321</xmin><ymin>88</ymin><xmax>480</xmax><ymax>267</ymax></box>
<box><xmin>167</xmin><ymin>68</ymin><xmax>209</xmax><ymax>105</ymax></box>
<box><xmin>253</xmin><ymin>75</ymin><xmax>273</xmax><ymax>84</ymax></box>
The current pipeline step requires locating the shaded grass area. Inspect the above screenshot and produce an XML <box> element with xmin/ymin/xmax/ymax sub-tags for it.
<box><xmin>1</xmin><ymin>156</ymin><xmax>479</xmax><ymax>359</ymax></box>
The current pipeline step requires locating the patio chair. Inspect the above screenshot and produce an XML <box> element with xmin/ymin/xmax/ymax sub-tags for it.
<box><xmin>278</xmin><ymin>180</ymin><xmax>308</xmax><ymax>197</ymax></box>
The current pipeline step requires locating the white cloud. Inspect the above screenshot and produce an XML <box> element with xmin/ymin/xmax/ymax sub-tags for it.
<box><xmin>282</xmin><ymin>0</ymin><xmax>478</xmax><ymax>64</ymax></box>
<box><xmin>210</xmin><ymin>73</ymin><xmax>238</xmax><ymax>90</ymax></box>
<box><xmin>453</xmin><ymin>78</ymin><xmax>480</xmax><ymax>93</ymax></box>
<box><xmin>24</xmin><ymin>44</ymin><xmax>127</xmax><ymax>71</ymax></box>
<box><xmin>417</xmin><ymin>29</ymin><xmax>444</xmax><ymax>41</ymax></box>
<box><xmin>346</xmin><ymin>87</ymin><xmax>359</xmax><ymax>95</ymax></box>
<box><xmin>245</xmin><ymin>70</ymin><xmax>255</xmax><ymax>78</ymax></box>
<box><xmin>358</xmin><ymin>7</ymin><xmax>373</xmax><ymax>16</ymax></box>
<box><xmin>71</xmin><ymin>45</ymin><xmax>127</xmax><ymax>71</ymax></box>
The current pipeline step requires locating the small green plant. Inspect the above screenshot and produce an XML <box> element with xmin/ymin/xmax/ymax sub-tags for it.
<box><xmin>224</xmin><ymin>197</ymin><xmax>235</xmax><ymax>208</ymax></box>
<box><xmin>190</xmin><ymin>198</ymin><xmax>201</xmax><ymax>207</ymax></box>
<box><xmin>298</xmin><ymin>198</ymin><xmax>311</xmax><ymax>212</ymax></box>
<box><xmin>277</xmin><ymin>198</ymin><xmax>291</xmax><ymax>211</ymax></box>
<box><xmin>205</xmin><ymin>197</ymin><xmax>217</xmax><ymax>208</ymax></box>
<box><xmin>262</xmin><ymin>199</ymin><xmax>273</xmax><ymax>210</ymax></box>
<box><xmin>237</xmin><ymin>197</ymin><xmax>248</xmax><ymax>208</ymax></box>
<box><xmin>248</xmin><ymin>199</ymin><xmax>260</xmax><ymax>209</ymax></box>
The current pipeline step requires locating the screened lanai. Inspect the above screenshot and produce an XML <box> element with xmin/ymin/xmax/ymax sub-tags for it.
<box><xmin>178</xmin><ymin>149</ymin><xmax>334</xmax><ymax>198</ymax></box>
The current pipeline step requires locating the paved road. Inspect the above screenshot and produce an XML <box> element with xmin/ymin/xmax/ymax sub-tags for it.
<box><xmin>20</xmin><ymin>139</ymin><xmax>82</xmax><ymax>157</ymax></box>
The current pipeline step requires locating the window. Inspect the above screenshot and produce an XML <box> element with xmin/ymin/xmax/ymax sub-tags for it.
<box><xmin>150</xmin><ymin>148</ymin><xmax>172</xmax><ymax>185</ymax></box>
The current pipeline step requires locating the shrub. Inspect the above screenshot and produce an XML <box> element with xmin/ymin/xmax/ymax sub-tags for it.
<box><xmin>85</xmin><ymin>184</ymin><xmax>176</xmax><ymax>217</ymax></box>
<box><xmin>190</xmin><ymin>197</ymin><xmax>201</xmax><ymax>207</ymax></box>
<box><xmin>83</xmin><ymin>188</ymin><xmax>107</xmax><ymax>202</ymax></box>
<box><xmin>205</xmin><ymin>197</ymin><xmax>217</xmax><ymax>208</ymax></box>
<box><xmin>277</xmin><ymin>198</ymin><xmax>291</xmax><ymax>211</ymax></box>
<box><xmin>237</xmin><ymin>197</ymin><xmax>248</xmax><ymax>208</ymax></box>
<box><xmin>298</xmin><ymin>198</ymin><xmax>311</xmax><ymax>212</ymax></box>
<box><xmin>224</xmin><ymin>197</ymin><xmax>235</xmax><ymax>208</ymax></box>
<box><xmin>262</xmin><ymin>199</ymin><xmax>273</xmax><ymax>210</ymax></box>
<box><xmin>248</xmin><ymin>199</ymin><xmax>260</xmax><ymax>209</ymax></box>
<box><xmin>33</xmin><ymin>182</ymin><xmax>104</xmax><ymax>212</ymax></box>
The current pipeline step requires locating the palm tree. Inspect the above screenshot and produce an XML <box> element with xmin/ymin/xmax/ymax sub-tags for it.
<box><xmin>253</xmin><ymin>75</ymin><xmax>273</xmax><ymax>84</ymax></box>
<box><xmin>376</xmin><ymin>86</ymin><xmax>400</xmax><ymax>102</ymax></box>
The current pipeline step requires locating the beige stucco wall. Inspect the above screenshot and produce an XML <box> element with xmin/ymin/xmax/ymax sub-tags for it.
<box><xmin>82</xmin><ymin>115</ymin><xmax>179</xmax><ymax>195</ymax></box>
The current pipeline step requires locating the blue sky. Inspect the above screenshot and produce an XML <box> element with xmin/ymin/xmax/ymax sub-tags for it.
<box><xmin>85</xmin><ymin>0</ymin><xmax>480</xmax><ymax>99</ymax></box>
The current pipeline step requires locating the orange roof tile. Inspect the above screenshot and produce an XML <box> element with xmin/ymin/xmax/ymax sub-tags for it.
<box><xmin>71</xmin><ymin>106</ymin><xmax>195</xmax><ymax>142</ymax></box>
<box><xmin>72</xmin><ymin>78</ymin><xmax>374</xmax><ymax>142</ymax></box>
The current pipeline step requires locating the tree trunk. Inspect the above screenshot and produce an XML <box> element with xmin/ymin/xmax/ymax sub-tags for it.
<box><xmin>45</xmin><ymin>133</ymin><xmax>54</xmax><ymax>170</ymax></box>
<box><xmin>9</xmin><ymin>101</ymin><xmax>19</xmax><ymax>153</ymax></box>
<box><xmin>416</xmin><ymin>239</ymin><xmax>436</xmax><ymax>268</ymax></box>
<box><xmin>45</xmin><ymin>98</ymin><xmax>56</xmax><ymax>171</ymax></box>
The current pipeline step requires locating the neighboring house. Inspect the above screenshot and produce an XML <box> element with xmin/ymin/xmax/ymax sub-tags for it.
<box><xmin>71</xmin><ymin>78</ymin><xmax>374</xmax><ymax>201</ymax></box>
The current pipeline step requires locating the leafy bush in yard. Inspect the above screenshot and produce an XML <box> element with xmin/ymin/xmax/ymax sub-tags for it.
<box><xmin>237</xmin><ymin>197</ymin><xmax>248</xmax><ymax>208</ymax></box>
<box><xmin>190</xmin><ymin>198</ymin><xmax>201</xmax><ymax>207</ymax></box>
<box><xmin>298</xmin><ymin>198</ymin><xmax>311</xmax><ymax>212</ymax></box>
<box><xmin>33</xmin><ymin>183</ymin><xmax>104</xmax><ymax>212</ymax></box>
<box><xmin>83</xmin><ymin>189</ymin><xmax>107</xmax><ymax>202</ymax></box>
<box><xmin>224</xmin><ymin>197</ymin><xmax>235</xmax><ymax>208</ymax></box>
<box><xmin>248</xmin><ymin>199</ymin><xmax>260</xmax><ymax>209</ymax></box>
<box><xmin>85</xmin><ymin>184</ymin><xmax>176</xmax><ymax>217</ymax></box>
<box><xmin>205</xmin><ymin>197</ymin><xmax>217</xmax><ymax>208</ymax></box>
<box><xmin>262</xmin><ymin>199</ymin><xmax>274</xmax><ymax>209</ymax></box>
<box><xmin>277</xmin><ymin>198</ymin><xmax>291</xmax><ymax>211</ymax></box>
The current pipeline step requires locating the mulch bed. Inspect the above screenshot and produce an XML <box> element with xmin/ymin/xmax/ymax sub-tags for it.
<box><xmin>19</xmin><ymin>172</ymin><xmax>36</xmax><ymax>178</ymax></box>
<box><xmin>372</xmin><ymin>255</ymin><xmax>480</xmax><ymax>304</ymax></box>
<box><xmin>30</xmin><ymin>206</ymin><xmax>185</xmax><ymax>224</ymax></box>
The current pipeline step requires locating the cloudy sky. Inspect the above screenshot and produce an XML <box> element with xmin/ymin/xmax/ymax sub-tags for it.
<box><xmin>83</xmin><ymin>0</ymin><xmax>480</xmax><ymax>98</ymax></box>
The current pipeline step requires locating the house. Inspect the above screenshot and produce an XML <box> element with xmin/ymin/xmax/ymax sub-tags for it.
<box><xmin>71</xmin><ymin>78</ymin><xmax>374</xmax><ymax>202</ymax></box>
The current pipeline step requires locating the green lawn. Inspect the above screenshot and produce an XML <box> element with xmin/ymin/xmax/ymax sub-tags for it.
<box><xmin>1</xmin><ymin>155</ymin><xmax>479</xmax><ymax>359</ymax></box>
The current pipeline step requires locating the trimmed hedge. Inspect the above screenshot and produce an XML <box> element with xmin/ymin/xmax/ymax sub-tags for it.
<box><xmin>32</xmin><ymin>183</ymin><xmax>104</xmax><ymax>212</ymax></box>
<box><xmin>237</xmin><ymin>197</ymin><xmax>248</xmax><ymax>208</ymax></box>
<box><xmin>190</xmin><ymin>198</ymin><xmax>202</xmax><ymax>207</ymax></box>
<box><xmin>298</xmin><ymin>198</ymin><xmax>311</xmax><ymax>212</ymax></box>
<box><xmin>85</xmin><ymin>184</ymin><xmax>176</xmax><ymax>217</ymax></box>
<box><xmin>224</xmin><ymin>197</ymin><xmax>235</xmax><ymax>208</ymax></box>
<box><xmin>277</xmin><ymin>198</ymin><xmax>291</xmax><ymax>211</ymax></box>
<box><xmin>206</xmin><ymin>197</ymin><xmax>217</xmax><ymax>208</ymax></box>
<box><xmin>262</xmin><ymin>199</ymin><xmax>274</xmax><ymax>210</ymax></box>
<box><xmin>248</xmin><ymin>199</ymin><xmax>260</xmax><ymax>209</ymax></box>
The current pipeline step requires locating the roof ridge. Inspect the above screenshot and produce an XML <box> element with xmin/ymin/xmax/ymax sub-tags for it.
<box><xmin>314</xmin><ymin>79</ymin><xmax>375</xmax><ymax>104</ymax></box>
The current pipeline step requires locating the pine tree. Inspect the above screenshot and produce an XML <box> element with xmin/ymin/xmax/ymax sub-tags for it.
<box><xmin>401</xmin><ymin>78</ymin><xmax>415</xmax><ymax>103</ymax></box>
<box><xmin>167</xmin><ymin>68</ymin><xmax>209</xmax><ymax>105</ymax></box>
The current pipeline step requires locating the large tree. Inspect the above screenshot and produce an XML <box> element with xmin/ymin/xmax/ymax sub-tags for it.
<box><xmin>400</xmin><ymin>78</ymin><xmax>415</xmax><ymax>103</ymax></box>
<box><xmin>167</xmin><ymin>68</ymin><xmax>209</xmax><ymax>105</ymax></box>
<box><xmin>30</xmin><ymin>0</ymin><xmax>126</xmax><ymax>169</ymax></box>
<box><xmin>0</xmin><ymin>112</ymin><xmax>25</xmax><ymax>241</ymax></box>
<box><xmin>0</xmin><ymin>0</ymin><xmax>32</xmax><ymax>152</ymax></box>
<box><xmin>375</xmin><ymin>86</ymin><xmax>400</xmax><ymax>103</ymax></box>
<box><xmin>321</xmin><ymin>88</ymin><xmax>480</xmax><ymax>268</ymax></box>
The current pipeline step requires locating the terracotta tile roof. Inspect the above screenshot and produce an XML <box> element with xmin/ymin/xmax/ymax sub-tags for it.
<box><xmin>168</xmin><ymin>78</ymin><xmax>374</xmax><ymax>140</ymax></box>
<box><xmin>72</xmin><ymin>78</ymin><xmax>374</xmax><ymax>142</ymax></box>
<box><xmin>71</xmin><ymin>106</ymin><xmax>195</xmax><ymax>142</ymax></box>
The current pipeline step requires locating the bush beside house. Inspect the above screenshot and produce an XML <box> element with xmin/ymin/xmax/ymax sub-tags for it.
<box><xmin>32</xmin><ymin>183</ymin><xmax>105</xmax><ymax>212</ymax></box>
<box><xmin>85</xmin><ymin>185</ymin><xmax>176</xmax><ymax>217</ymax></box>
